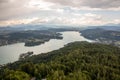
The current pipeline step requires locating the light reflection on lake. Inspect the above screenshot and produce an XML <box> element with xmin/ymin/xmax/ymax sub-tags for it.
<box><xmin>0</xmin><ymin>31</ymin><xmax>93</xmax><ymax>64</ymax></box>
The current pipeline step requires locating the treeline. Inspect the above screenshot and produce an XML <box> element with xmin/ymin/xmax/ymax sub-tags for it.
<box><xmin>81</xmin><ymin>28</ymin><xmax>120</xmax><ymax>41</ymax></box>
<box><xmin>0</xmin><ymin>41</ymin><xmax>120</xmax><ymax>80</ymax></box>
<box><xmin>0</xmin><ymin>30</ymin><xmax>63</xmax><ymax>46</ymax></box>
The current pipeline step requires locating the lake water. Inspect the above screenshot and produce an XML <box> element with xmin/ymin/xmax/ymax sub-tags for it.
<box><xmin>0</xmin><ymin>31</ymin><xmax>93</xmax><ymax>64</ymax></box>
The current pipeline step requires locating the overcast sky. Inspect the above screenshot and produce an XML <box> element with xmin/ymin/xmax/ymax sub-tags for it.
<box><xmin>0</xmin><ymin>0</ymin><xmax>120</xmax><ymax>27</ymax></box>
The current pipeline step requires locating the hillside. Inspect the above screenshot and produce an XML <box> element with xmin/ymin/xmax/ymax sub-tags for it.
<box><xmin>0</xmin><ymin>42</ymin><xmax>120</xmax><ymax>80</ymax></box>
<box><xmin>81</xmin><ymin>28</ymin><xmax>120</xmax><ymax>40</ymax></box>
<box><xmin>0</xmin><ymin>30</ymin><xmax>62</xmax><ymax>46</ymax></box>
<box><xmin>81</xmin><ymin>28</ymin><xmax>120</xmax><ymax>47</ymax></box>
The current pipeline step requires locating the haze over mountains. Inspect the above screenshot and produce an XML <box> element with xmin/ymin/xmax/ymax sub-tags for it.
<box><xmin>0</xmin><ymin>24</ymin><xmax>120</xmax><ymax>32</ymax></box>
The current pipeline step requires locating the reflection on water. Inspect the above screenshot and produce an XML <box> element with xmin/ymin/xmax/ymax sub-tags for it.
<box><xmin>0</xmin><ymin>31</ymin><xmax>93</xmax><ymax>64</ymax></box>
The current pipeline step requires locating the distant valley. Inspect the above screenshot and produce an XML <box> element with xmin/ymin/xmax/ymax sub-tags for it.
<box><xmin>0</xmin><ymin>25</ymin><xmax>120</xmax><ymax>47</ymax></box>
<box><xmin>0</xmin><ymin>25</ymin><xmax>120</xmax><ymax>80</ymax></box>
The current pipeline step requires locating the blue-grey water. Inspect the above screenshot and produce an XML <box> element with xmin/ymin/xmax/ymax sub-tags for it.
<box><xmin>0</xmin><ymin>31</ymin><xmax>93</xmax><ymax>64</ymax></box>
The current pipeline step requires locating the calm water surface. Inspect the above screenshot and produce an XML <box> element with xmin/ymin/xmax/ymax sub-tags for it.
<box><xmin>0</xmin><ymin>31</ymin><xmax>93</xmax><ymax>64</ymax></box>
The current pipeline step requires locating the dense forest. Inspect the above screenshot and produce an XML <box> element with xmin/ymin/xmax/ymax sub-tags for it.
<box><xmin>0</xmin><ymin>41</ymin><xmax>120</xmax><ymax>80</ymax></box>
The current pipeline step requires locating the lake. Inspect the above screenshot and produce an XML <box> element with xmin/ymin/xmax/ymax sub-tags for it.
<box><xmin>0</xmin><ymin>31</ymin><xmax>93</xmax><ymax>64</ymax></box>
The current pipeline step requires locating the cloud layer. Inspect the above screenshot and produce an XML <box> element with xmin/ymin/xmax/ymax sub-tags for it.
<box><xmin>45</xmin><ymin>0</ymin><xmax>120</xmax><ymax>9</ymax></box>
<box><xmin>0</xmin><ymin>0</ymin><xmax>37</xmax><ymax>20</ymax></box>
<box><xmin>0</xmin><ymin>0</ymin><xmax>120</xmax><ymax>26</ymax></box>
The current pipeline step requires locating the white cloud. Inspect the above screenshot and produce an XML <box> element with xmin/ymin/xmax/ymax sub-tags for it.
<box><xmin>0</xmin><ymin>18</ymin><xmax>38</xmax><ymax>26</ymax></box>
<box><xmin>28</xmin><ymin>0</ymin><xmax>54</xmax><ymax>10</ymax></box>
<box><xmin>110</xmin><ymin>19</ymin><xmax>120</xmax><ymax>24</ymax></box>
<box><xmin>0</xmin><ymin>12</ymin><xmax>120</xmax><ymax>26</ymax></box>
<box><xmin>27</xmin><ymin>13</ymin><xmax>112</xmax><ymax>26</ymax></box>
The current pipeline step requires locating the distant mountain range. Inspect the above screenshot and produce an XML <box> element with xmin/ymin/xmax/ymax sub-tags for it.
<box><xmin>0</xmin><ymin>24</ymin><xmax>120</xmax><ymax>31</ymax></box>
<box><xmin>0</xmin><ymin>24</ymin><xmax>51</xmax><ymax>32</ymax></box>
<box><xmin>84</xmin><ymin>25</ymin><xmax>120</xmax><ymax>31</ymax></box>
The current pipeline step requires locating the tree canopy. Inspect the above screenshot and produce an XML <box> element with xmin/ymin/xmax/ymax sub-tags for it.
<box><xmin>0</xmin><ymin>41</ymin><xmax>120</xmax><ymax>80</ymax></box>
